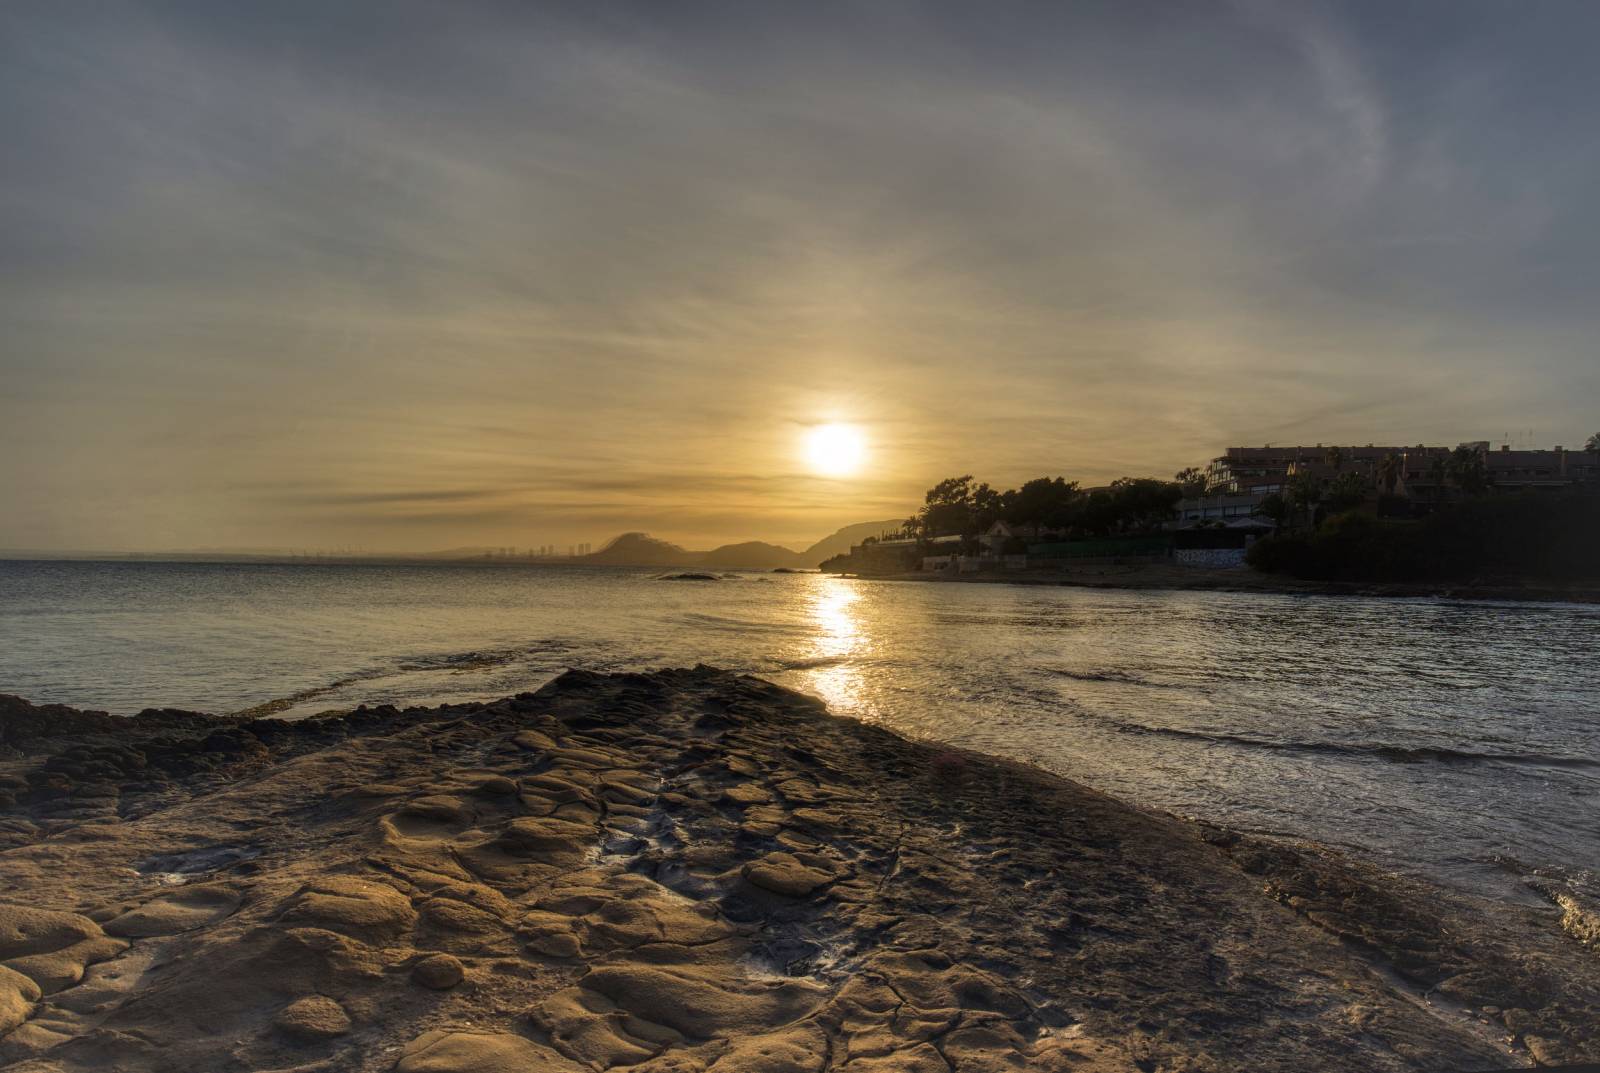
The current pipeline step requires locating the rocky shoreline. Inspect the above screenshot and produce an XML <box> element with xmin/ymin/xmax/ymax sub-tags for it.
<box><xmin>0</xmin><ymin>669</ymin><xmax>1596</xmax><ymax>1071</ymax></box>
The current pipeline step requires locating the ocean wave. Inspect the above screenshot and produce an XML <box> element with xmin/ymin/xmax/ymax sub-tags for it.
<box><xmin>229</xmin><ymin>671</ymin><xmax>383</xmax><ymax>718</ymax></box>
<box><xmin>1044</xmin><ymin>667</ymin><xmax>1177</xmax><ymax>688</ymax></box>
<box><xmin>233</xmin><ymin>642</ymin><xmax>571</xmax><ymax>717</ymax></box>
<box><xmin>398</xmin><ymin>641</ymin><xmax>570</xmax><ymax>672</ymax></box>
<box><xmin>773</xmin><ymin>655</ymin><xmax>850</xmax><ymax>671</ymax></box>
<box><xmin>672</xmin><ymin>612</ymin><xmax>797</xmax><ymax>634</ymax></box>
<box><xmin>1084</xmin><ymin>714</ymin><xmax>1600</xmax><ymax>769</ymax></box>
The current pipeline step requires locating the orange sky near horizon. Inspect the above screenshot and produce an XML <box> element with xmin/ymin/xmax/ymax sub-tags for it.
<box><xmin>4</xmin><ymin>4</ymin><xmax>1598</xmax><ymax>553</ymax></box>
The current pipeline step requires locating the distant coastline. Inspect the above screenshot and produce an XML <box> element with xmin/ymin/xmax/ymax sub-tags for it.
<box><xmin>846</xmin><ymin>561</ymin><xmax>1600</xmax><ymax>605</ymax></box>
<box><xmin>0</xmin><ymin>518</ymin><xmax>905</xmax><ymax>573</ymax></box>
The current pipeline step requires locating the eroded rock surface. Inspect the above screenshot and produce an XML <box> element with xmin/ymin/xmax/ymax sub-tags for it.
<box><xmin>0</xmin><ymin>671</ymin><xmax>1595</xmax><ymax>1071</ymax></box>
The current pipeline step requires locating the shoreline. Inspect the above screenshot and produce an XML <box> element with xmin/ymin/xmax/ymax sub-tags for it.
<box><xmin>1</xmin><ymin>670</ymin><xmax>1596</xmax><ymax>1069</ymax></box>
<box><xmin>833</xmin><ymin>563</ymin><xmax>1600</xmax><ymax>605</ymax></box>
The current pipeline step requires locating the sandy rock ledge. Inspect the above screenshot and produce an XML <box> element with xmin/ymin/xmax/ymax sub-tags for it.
<box><xmin>0</xmin><ymin>670</ymin><xmax>1596</xmax><ymax>1071</ymax></box>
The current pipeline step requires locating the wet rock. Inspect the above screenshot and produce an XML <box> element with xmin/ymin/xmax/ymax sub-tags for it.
<box><xmin>0</xmin><ymin>965</ymin><xmax>41</xmax><ymax>1035</ymax></box>
<box><xmin>512</xmin><ymin>729</ymin><xmax>558</xmax><ymax>751</ymax></box>
<box><xmin>277</xmin><ymin>876</ymin><xmax>416</xmax><ymax>942</ymax></box>
<box><xmin>413</xmin><ymin>953</ymin><xmax>465</xmax><ymax>990</ymax></box>
<box><xmin>722</xmin><ymin>784</ymin><xmax>772</xmax><ymax>808</ymax></box>
<box><xmin>706</xmin><ymin>1022</ymin><xmax>826</xmax><ymax>1072</ymax></box>
<box><xmin>274</xmin><ymin>995</ymin><xmax>351</xmax><ymax>1041</ymax></box>
<box><xmin>0</xmin><ymin>667</ymin><xmax>1590</xmax><ymax>1073</ymax></box>
<box><xmin>104</xmin><ymin>883</ymin><xmax>242</xmax><ymax>938</ymax></box>
<box><xmin>742</xmin><ymin>852</ymin><xmax>840</xmax><ymax>898</ymax></box>
<box><xmin>578</xmin><ymin>963</ymin><xmax>826</xmax><ymax>1038</ymax></box>
<box><xmin>396</xmin><ymin>1029</ymin><xmax>586</xmax><ymax>1072</ymax></box>
<box><xmin>0</xmin><ymin>904</ymin><xmax>104</xmax><ymax>960</ymax></box>
<box><xmin>0</xmin><ymin>904</ymin><xmax>128</xmax><ymax>994</ymax></box>
<box><xmin>418</xmin><ymin>896</ymin><xmax>506</xmax><ymax>951</ymax></box>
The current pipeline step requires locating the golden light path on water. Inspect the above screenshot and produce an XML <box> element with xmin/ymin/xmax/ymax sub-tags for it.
<box><xmin>798</xmin><ymin>576</ymin><xmax>868</xmax><ymax>714</ymax></box>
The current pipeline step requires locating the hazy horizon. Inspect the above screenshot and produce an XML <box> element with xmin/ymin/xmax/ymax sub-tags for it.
<box><xmin>0</xmin><ymin>518</ymin><xmax>904</xmax><ymax>560</ymax></box>
<box><xmin>6</xmin><ymin>1</ymin><xmax>1599</xmax><ymax>552</ymax></box>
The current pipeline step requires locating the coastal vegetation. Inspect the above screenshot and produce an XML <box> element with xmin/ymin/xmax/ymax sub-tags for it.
<box><xmin>897</xmin><ymin>474</ymin><xmax>1184</xmax><ymax>541</ymax></box>
<box><xmin>1248</xmin><ymin>489</ymin><xmax>1600</xmax><ymax>583</ymax></box>
<box><xmin>818</xmin><ymin>474</ymin><xmax>1184</xmax><ymax>574</ymax></box>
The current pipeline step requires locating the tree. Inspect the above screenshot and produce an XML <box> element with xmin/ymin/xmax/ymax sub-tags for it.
<box><xmin>1447</xmin><ymin>445</ymin><xmax>1491</xmax><ymax>496</ymax></box>
<box><xmin>1287</xmin><ymin>470</ymin><xmax>1323</xmax><ymax>526</ymax></box>
<box><xmin>1323</xmin><ymin>471</ymin><xmax>1370</xmax><ymax>515</ymax></box>
<box><xmin>1586</xmin><ymin>432</ymin><xmax>1600</xmax><ymax>455</ymax></box>
<box><xmin>924</xmin><ymin>475</ymin><xmax>975</xmax><ymax>508</ymax></box>
<box><xmin>970</xmin><ymin>482</ymin><xmax>1005</xmax><ymax>532</ymax></box>
<box><xmin>1105</xmin><ymin>478</ymin><xmax>1183</xmax><ymax>533</ymax></box>
<box><xmin>1174</xmin><ymin>467</ymin><xmax>1209</xmax><ymax>497</ymax></box>
<box><xmin>1378</xmin><ymin>451</ymin><xmax>1402</xmax><ymax>495</ymax></box>
<box><xmin>1427</xmin><ymin>455</ymin><xmax>1449</xmax><ymax>501</ymax></box>
<box><xmin>1255</xmin><ymin>493</ymin><xmax>1291</xmax><ymax>528</ymax></box>
<box><xmin>1324</xmin><ymin>446</ymin><xmax>1346</xmax><ymax>472</ymax></box>
<box><xmin>1005</xmin><ymin>477</ymin><xmax>1079</xmax><ymax>528</ymax></box>
<box><xmin>918</xmin><ymin>476</ymin><xmax>977</xmax><ymax>536</ymax></box>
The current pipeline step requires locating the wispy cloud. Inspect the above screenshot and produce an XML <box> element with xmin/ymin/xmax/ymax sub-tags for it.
<box><xmin>2</xmin><ymin>1</ymin><xmax>1597</xmax><ymax>550</ymax></box>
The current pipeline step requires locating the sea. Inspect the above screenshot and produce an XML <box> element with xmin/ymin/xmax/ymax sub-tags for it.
<box><xmin>2</xmin><ymin>559</ymin><xmax>1596</xmax><ymax>904</ymax></box>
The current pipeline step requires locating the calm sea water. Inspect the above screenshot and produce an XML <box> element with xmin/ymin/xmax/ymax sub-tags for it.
<box><xmin>2</xmin><ymin>559</ymin><xmax>1596</xmax><ymax>902</ymax></box>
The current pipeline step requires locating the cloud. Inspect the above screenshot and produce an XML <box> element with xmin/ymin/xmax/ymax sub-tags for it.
<box><xmin>2</xmin><ymin>2</ymin><xmax>1597</xmax><ymax>550</ymax></box>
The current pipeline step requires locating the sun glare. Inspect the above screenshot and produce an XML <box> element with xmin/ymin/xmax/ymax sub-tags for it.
<box><xmin>804</xmin><ymin>423</ymin><xmax>867</xmax><ymax>477</ymax></box>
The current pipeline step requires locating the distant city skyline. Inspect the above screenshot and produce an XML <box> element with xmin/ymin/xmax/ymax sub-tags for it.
<box><xmin>4</xmin><ymin>2</ymin><xmax>1599</xmax><ymax>552</ymax></box>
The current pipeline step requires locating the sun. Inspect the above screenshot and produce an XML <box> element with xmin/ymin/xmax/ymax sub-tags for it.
<box><xmin>804</xmin><ymin>423</ymin><xmax>867</xmax><ymax>477</ymax></box>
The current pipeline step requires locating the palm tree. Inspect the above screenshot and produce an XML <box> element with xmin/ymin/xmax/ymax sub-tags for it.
<box><xmin>1427</xmin><ymin>455</ymin><xmax>1448</xmax><ymax>501</ymax></box>
<box><xmin>1254</xmin><ymin>493</ymin><xmax>1291</xmax><ymax>528</ymax></box>
<box><xmin>1447</xmin><ymin>445</ymin><xmax>1490</xmax><ymax>496</ymax></box>
<box><xmin>1174</xmin><ymin>467</ymin><xmax>1209</xmax><ymax>497</ymax></box>
<box><xmin>1378</xmin><ymin>451</ymin><xmax>1402</xmax><ymax>495</ymax></box>
<box><xmin>1287</xmin><ymin>471</ymin><xmax>1323</xmax><ymax>526</ymax></box>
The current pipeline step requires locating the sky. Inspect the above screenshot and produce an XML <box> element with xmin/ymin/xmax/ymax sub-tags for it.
<box><xmin>4</xmin><ymin>1</ymin><xmax>1599</xmax><ymax>553</ymax></box>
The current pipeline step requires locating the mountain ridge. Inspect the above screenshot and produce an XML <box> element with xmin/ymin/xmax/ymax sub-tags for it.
<box><xmin>581</xmin><ymin>520</ymin><xmax>903</xmax><ymax>569</ymax></box>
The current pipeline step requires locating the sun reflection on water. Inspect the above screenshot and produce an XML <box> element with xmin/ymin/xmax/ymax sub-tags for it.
<box><xmin>797</xmin><ymin>576</ymin><xmax>871</xmax><ymax>716</ymax></box>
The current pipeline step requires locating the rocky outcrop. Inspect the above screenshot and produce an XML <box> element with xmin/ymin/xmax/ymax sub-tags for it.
<box><xmin>0</xmin><ymin>668</ymin><xmax>1594</xmax><ymax>1070</ymax></box>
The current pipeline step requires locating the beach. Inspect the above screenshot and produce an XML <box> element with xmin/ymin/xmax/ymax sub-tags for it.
<box><xmin>1</xmin><ymin>668</ymin><xmax>1596</xmax><ymax>1071</ymax></box>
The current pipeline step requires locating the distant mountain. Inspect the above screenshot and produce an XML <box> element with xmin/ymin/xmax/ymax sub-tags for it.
<box><xmin>699</xmin><ymin>541</ymin><xmax>807</xmax><ymax>570</ymax></box>
<box><xmin>583</xmin><ymin>532</ymin><xmax>696</xmax><ymax>566</ymax></box>
<box><xmin>800</xmin><ymin>519</ymin><xmax>906</xmax><ymax>565</ymax></box>
<box><xmin>578</xmin><ymin>520</ymin><xmax>903</xmax><ymax>570</ymax></box>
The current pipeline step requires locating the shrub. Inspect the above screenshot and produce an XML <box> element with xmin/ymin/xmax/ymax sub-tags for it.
<box><xmin>1246</xmin><ymin>493</ymin><xmax>1600</xmax><ymax>583</ymax></box>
